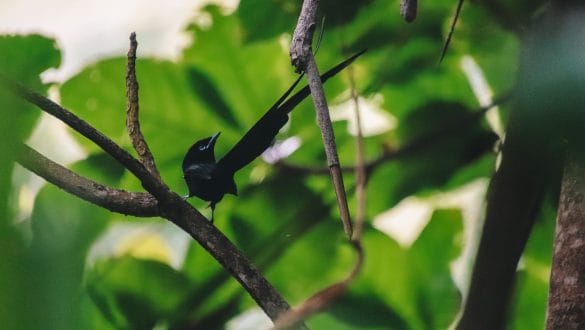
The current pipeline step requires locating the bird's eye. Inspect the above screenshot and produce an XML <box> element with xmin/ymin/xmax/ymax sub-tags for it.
<box><xmin>198</xmin><ymin>145</ymin><xmax>207</xmax><ymax>151</ymax></box>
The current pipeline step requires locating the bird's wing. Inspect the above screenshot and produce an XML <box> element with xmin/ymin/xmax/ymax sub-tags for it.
<box><xmin>215</xmin><ymin>50</ymin><xmax>366</xmax><ymax>176</ymax></box>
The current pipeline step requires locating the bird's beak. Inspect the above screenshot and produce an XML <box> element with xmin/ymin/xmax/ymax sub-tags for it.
<box><xmin>208</xmin><ymin>132</ymin><xmax>220</xmax><ymax>149</ymax></box>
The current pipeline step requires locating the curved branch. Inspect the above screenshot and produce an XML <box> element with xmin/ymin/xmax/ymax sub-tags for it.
<box><xmin>17</xmin><ymin>144</ymin><xmax>159</xmax><ymax>217</ymax></box>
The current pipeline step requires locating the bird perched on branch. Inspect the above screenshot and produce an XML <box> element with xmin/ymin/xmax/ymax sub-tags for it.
<box><xmin>182</xmin><ymin>50</ymin><xmax>365</xmax><ymax>220</ymax></box>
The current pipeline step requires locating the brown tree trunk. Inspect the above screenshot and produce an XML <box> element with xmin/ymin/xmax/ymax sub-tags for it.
<box><xmin>546</xmin><ymin>151</ymin><xmax>585</xmax><ymax>329</ymax></box>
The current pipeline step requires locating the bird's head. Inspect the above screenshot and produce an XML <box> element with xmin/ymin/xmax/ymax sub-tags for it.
<box><xmin>183</xmin><ymin>132</ymin><xmax>221</xmax><ymax>167</ymax></box>
<box><xmin>196</xmin><ymin>132</ymin><xmax>220</xmax><ymax>152</ymax></box>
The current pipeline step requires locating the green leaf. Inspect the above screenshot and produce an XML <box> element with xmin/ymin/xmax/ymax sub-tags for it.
<box><xmin>454</xmin><ymin>4</ymin><xmax>520</xmax><ymax>95</ymax></box>
<box><xmin>510</xmin><ymin>203</ymin><xmax>556</xmax><ymax>330</ymax></box>
<box><xmin>0</xmin><ymin>34</ymin><xmax>60</xmax><ymax>329</ymax></box>
<box><xmin>308</xmin><ymin>292</ymin><xmax>408</xmax><ymax>329</ymax></box>
<box><xmin>18</xmin><ymin>152</ymin><xmax>123</xmax><ymax>329</ymax></box>
<box><xmin>367</xmin><ymin>102</ymin><xmax>497</xmax><ymax>215</ymax></box>
<box><xmin>87</xmin><ymin>256</ymin><xmax>193</xmax><ymax>329</ymax></box>
<box><xmin>238</xmin><ymin>0</ymin><xmax>373</xmax><ymax>43</ymax></box>
<box><xmin>351</xmin><ymin>210</ymin><xmax>463</xmax><ymax>329</ymax></box>
<box><xmin>0</xmin><ymin>34</ymin><xmax>60</xmax><ymax>214</ymax></box>
<box><xmin>410</xmin><ymin>209</ymin><xmax>463</xmax><ymax>328</ymax></box>
<box><xmin>187</xmin><ymin>67</ymin><xmax>240</xmax><ymax>129</ymax></box>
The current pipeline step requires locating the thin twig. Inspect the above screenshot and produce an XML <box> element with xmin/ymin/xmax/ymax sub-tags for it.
<box><xmin>17</xmin><ymin>144</ymin><xmax>159</xmax><ymax>217</ymax></box>
<box><xmin>439</xmin><ymin>0</ymin><xmax>465</xmax><ymax>64</ymax></box>
<box><xmin>306</xmin><ymin>52</ymin><xmax>353</xmax><ymax>238</ymax></box>
<box><xmin>126</xmin><ymin>32</ymin><xmax>161</xmax><ymax>180</ymax></box>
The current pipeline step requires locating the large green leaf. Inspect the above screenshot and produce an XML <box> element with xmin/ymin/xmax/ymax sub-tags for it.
<box><xmin>0</xmin><ymin>34</ymin><xmax>60</xmax><ymax>329</ymax></box>
<box><xmin>13</xmin><ymin>152</ymin><xmax>127</xmax><ymax>329</ymax></box>
<box><xmin>0</xmin><ymin>34</ymin><xmax>60</xmax><ymax>216</ymax></box>
<box><xmin>308</xmin><ymin>292</ymin><xmax>408</xmax><ymax>329</ymax></box>
<box><xmin>350</xmin><ymin>209</ymin><xmax>463</xmax><ymax>329</ymax></box>
<box><xmin>510</xmin><ymin>203</ymin><xmax>556</xmax><ymax>330</ymax></box>
<box><xmin>367</xmin><ymin>101</ymin><xmax>497</xmax><ymax>215</ymax></box>
<box><xmin>87</xmin><ymin>256</ymin><xmax>193</xmax><ymax>329</ymax></box>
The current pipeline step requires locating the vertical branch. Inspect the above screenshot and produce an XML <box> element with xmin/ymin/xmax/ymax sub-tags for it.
<box><xmin>290</xmin><ymin>0</ymin><xmax>354</xmax><ymax>238</ymax></box>
<box><xmin>126</xmin><ymin>32</ymin><xmax>161</xmax><ymax>180</ymax></box>
<box><xmin>546</xmin><ymin>149</ymin><xmax>585</xmax><ymax>329</ymax></box>
<box><xmin>305</xmin><ymin>52</ymin><xmax>353</xmax><ymax>238</ymax></box>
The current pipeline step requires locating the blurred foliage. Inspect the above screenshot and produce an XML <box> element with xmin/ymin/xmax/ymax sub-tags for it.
<box><xmin>0</xmin><ymin>34</ymin><xmax>60</xmax><ymax>329</ymax></box>
<box><xmin>0</xmin><ymin>0</ymin><xmax>563</xmax><ymax>329</ymax></box>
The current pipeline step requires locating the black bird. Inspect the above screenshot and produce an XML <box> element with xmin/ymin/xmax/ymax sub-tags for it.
<box><xmin>182</xmin><ymin>50</ymin><xmax>365</xmax><ymax>219</ymax></box>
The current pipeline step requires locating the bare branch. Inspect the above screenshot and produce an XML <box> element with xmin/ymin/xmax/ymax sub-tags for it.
<box><xmin>126</xmin><ymin>32</ymin><xmax>161</xmax><ymax>180</ymax></box>
<box><xmin>305</xmin><ymin>43</ymin><xmax>353</xmax><ymax>239</ymax></box>
<box><xmin>17</xmin><ymin>144</ymin><xmax>159</xmax><ymax>217</ymax></box>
